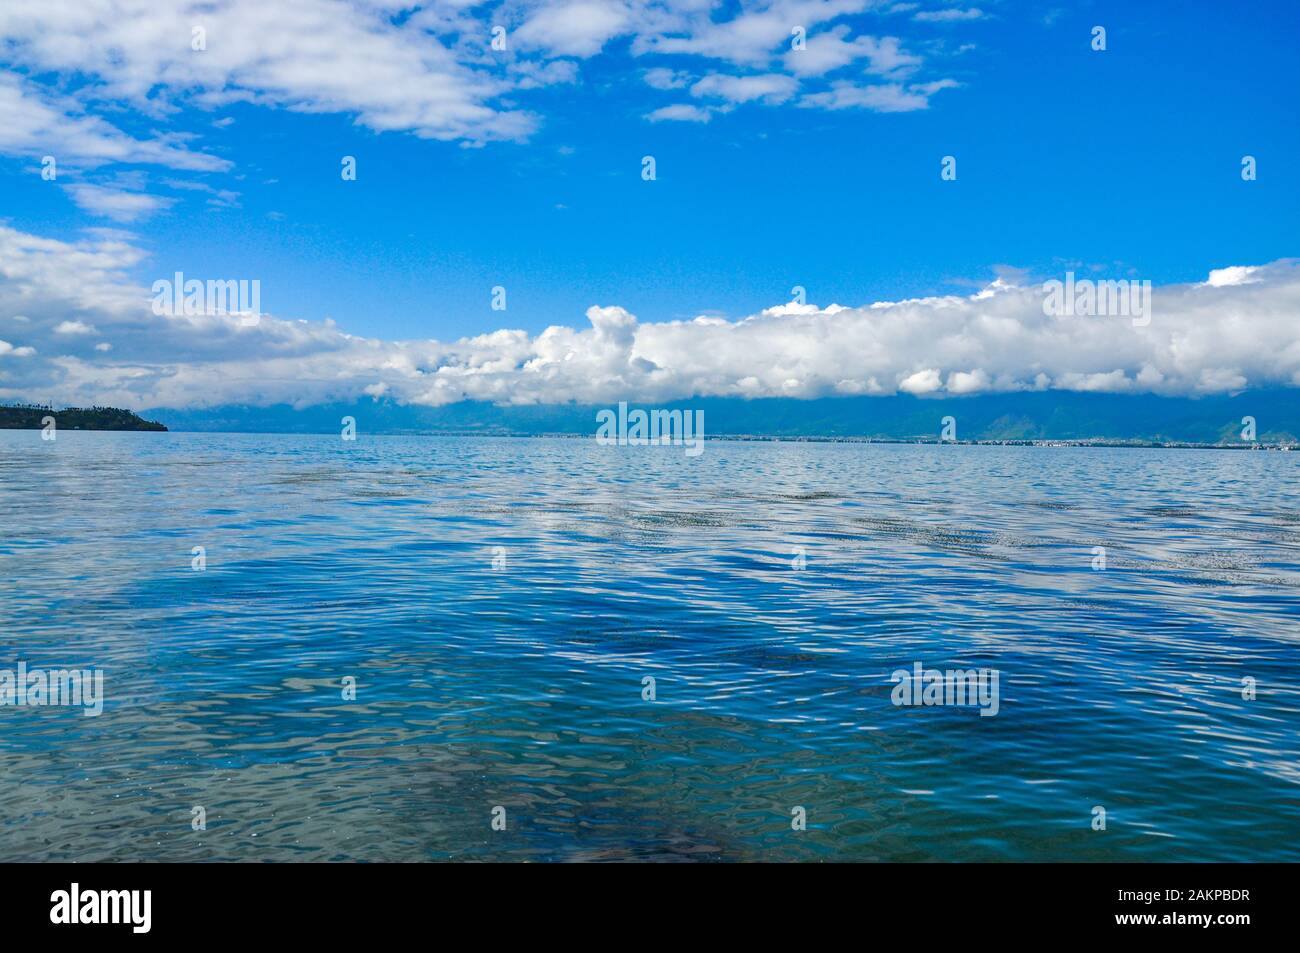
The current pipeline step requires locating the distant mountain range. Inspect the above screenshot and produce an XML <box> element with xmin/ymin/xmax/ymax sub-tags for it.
<box><xmin>144</xmin><ymin>390</ymin><xmax>1300</xmax><ymax>445</ymax></box>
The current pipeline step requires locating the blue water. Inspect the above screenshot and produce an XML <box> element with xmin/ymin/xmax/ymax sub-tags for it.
<box><xmin>1</xmin><ymin>430</ymin><xmax>1298</xmax><ymax>861</ymax></box>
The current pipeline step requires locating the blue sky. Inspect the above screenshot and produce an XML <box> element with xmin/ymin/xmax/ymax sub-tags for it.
<box><xmin>1</xmin><ymin>1</ymin><xmax>1298</xmax><ymax>409</ymax></box>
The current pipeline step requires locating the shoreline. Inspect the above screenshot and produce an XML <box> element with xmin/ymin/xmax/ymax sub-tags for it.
<box><xmin>5</xmin><ymin>425</ymin><xmax>1293</xmax><ymax>450</ymax></box>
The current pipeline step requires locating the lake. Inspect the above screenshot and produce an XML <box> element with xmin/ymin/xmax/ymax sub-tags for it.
<box><xmin>1</xmin><ymin>430</ymin><xmax>1297</xmax><ymax>861</ymax></box>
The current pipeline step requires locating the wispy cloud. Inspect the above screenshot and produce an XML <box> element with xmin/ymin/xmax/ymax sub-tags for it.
<box><xmin>0</xmin><ymin>0</ymin><xmax>536</xmax><ymax>146</ymax></box>
<box><xmin>914</xmin><ymin>7</ymin><xmax>987</xmax><ymax>23</ymax></box>
<box><xmin>64</xmin><ymin>184</ymin><xmax>176</xmax><ymax>223</ymax></box>
<box><xmin>0</xmin><ymin>73</ymin><xmax>228</xmax><ymax>172</ymax></box>
<box><xmin>691</xmin><ymin>73</ymin><xmax>800</xmax><ymax>105</ymax></box>
<box><xmin>783</xmin><ymin>28</ymin><xmax>922</xmax><ymax>78</ymax></box>
<box><xmin>800</xmin><ymin>79</ymin><xmax>956</xmax><ymax>111</ymax></box>
<box><xmin>0</xmin><ymin>0</ymin><xmax>971</xmax><ymax>172</ymax></box>
<box><xmin>645</xmin><ymin>104</ymin><xmax>713</xmax><ymax>123</ymax></box>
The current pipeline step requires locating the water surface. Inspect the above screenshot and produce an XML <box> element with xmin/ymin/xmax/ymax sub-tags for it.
<box><xmin>1</xmin><ymin>431</ymin><xmax>1298</xmax><ymax>861</ymax></box>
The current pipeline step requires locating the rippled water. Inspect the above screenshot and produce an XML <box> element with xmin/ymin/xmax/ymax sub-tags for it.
<box><xmin>1</xmin><ymin>430</ymin><xmax>1298</xmax><ymax>861</ymax></box>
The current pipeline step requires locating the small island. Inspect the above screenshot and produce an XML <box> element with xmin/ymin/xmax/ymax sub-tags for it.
<box><xmin>0</xmin><ymin>404</ymin><xmax>167</xmax><ymax>432</ymax></box>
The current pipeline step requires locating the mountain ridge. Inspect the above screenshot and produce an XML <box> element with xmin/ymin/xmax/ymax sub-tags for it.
<box><xmin>143</xmin><ymin>390</ymin><xmax>1300</xmax><ymax>444</ymax></box>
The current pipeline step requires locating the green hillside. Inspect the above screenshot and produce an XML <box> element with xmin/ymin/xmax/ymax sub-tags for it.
<box><xmin>0</xmin><ymin>405</ymin><xmax>167</xmax><ymax>432</ymax></box>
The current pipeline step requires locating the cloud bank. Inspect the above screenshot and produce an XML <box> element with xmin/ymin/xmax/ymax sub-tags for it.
<box><xmin>2</xmin><ymin>223</ymin><xmax>1298</xmax><ymax>410</ymax></box>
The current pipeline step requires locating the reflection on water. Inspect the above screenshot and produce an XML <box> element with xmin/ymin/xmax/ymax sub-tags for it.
<box><xmin>1</xmin><ymin>431</ymin><xmax>1298</xmax><ymax>861</ymax></box>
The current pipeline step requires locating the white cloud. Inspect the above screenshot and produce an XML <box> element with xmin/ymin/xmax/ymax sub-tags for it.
<box><xmin>643</xmin><ymin>67</ymin><xmax>692</xmax><ymax>90</ymax></box>
<box><xmin>914</xmin><ymin>7</ymin><xmax>986</xmax><ymax>22</ymax></box>
<box><xmin>53</xmin><ymin>320</ymin><xmax>97</xmax><ymax>336</ymax></box>
<box><xmin>946</xmin><ymin>368</ymin><xmax>990</xmax><ymax>394</ymax></box>
<box><xmin>800</xmin><ymin>79</ymin><xmax>955</xmax><ymax>111</ymax></box>
<box><xmin>899</xmin><ymin>368</ymin><xmax>943</xmax><ymax>394</ymax></box>
<box><xmin>633</xmin><ymin>0</ymin><xmax>877</xmax><ymax>65</ymax></box>
<box><xmin>645</xmin><ymin>104</ymin><xmax>713</xmax><ymax>122</ymax></box>
<box><xmin>0</xmin><ymin>1</ymin><xmax>536</xmax><ymax>146</ymax></box>
<box><xmin>784</xmin><ymin>28</ymin><xmax>922</xmax><ymax>78</ymax></box>
<box><xmin>0</xmin><ymin>0</ymin><xmax>980</xmax><ymax>176</ymax></box>
<box><xmin>0</xmin><ymin>340</ymin><xmax>36</xmax><ymax>357</ymax></box>
<box><xmin>65</xmin><ymin>184</ymin><xmax>176</xmax><ymax>223</ymax></box>
<box><xmin>691</xmin><ymin>73</ymin><xmax>799</xmax><ymax>104</ymax></box>
<box><xmin>0</xmin><ymin>73</ymin><xmax>228</xmax><ymax>171</ymax></box>
<box><xmin>514</xmin><ymin>1</ymin><xmax>633</xmax><ymax>57</ymax></box>
<box><xmin>3</xmin><ymin>223</ymin><xmax>1300</xmax><ymax>410</ymax></box>
<box><xmin>1205</xmin><ymin>266</ymin><xmax>1261</xmax><ymax>287</ymax></box>
<box><xmin>509</xmin><ymin>57</ymin><xmax>581</xmax><ymax>89</ymax></box>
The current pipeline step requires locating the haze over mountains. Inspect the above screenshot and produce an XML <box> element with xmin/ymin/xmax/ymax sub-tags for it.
<box><xmin>147</xmin><ymin>389</ymin><xmax>1300</xmax><ymax>444</ymax></box>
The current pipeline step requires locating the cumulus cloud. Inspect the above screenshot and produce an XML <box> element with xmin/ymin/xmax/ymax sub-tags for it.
<box><xmin>0</xmin><ymin>340</ymin><xmax>36</xmax><ymax>357</ymax></box>
<box><xmin>53</xmin><ymin>320</ymin><xmax>98</xmax><ymax>336</ymax></box>
<box><xmin>2</xmin><ymin>223</ymin><xmax>1299</xmax><ymax>411</ymax></box>
<box><xmin>1205</xmin><ymin>266</ymin><xmax>1261</xmax><ymax>287</ymax></box>
<box><xmin>899</xmin><ymin>368</ymin><xmax>943</xmax><ymax>394</ymax></box>
<box><xmin>514</xmin><ymin>1</ymin><xmax>634</xmax><ymax>57</ymax></box>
